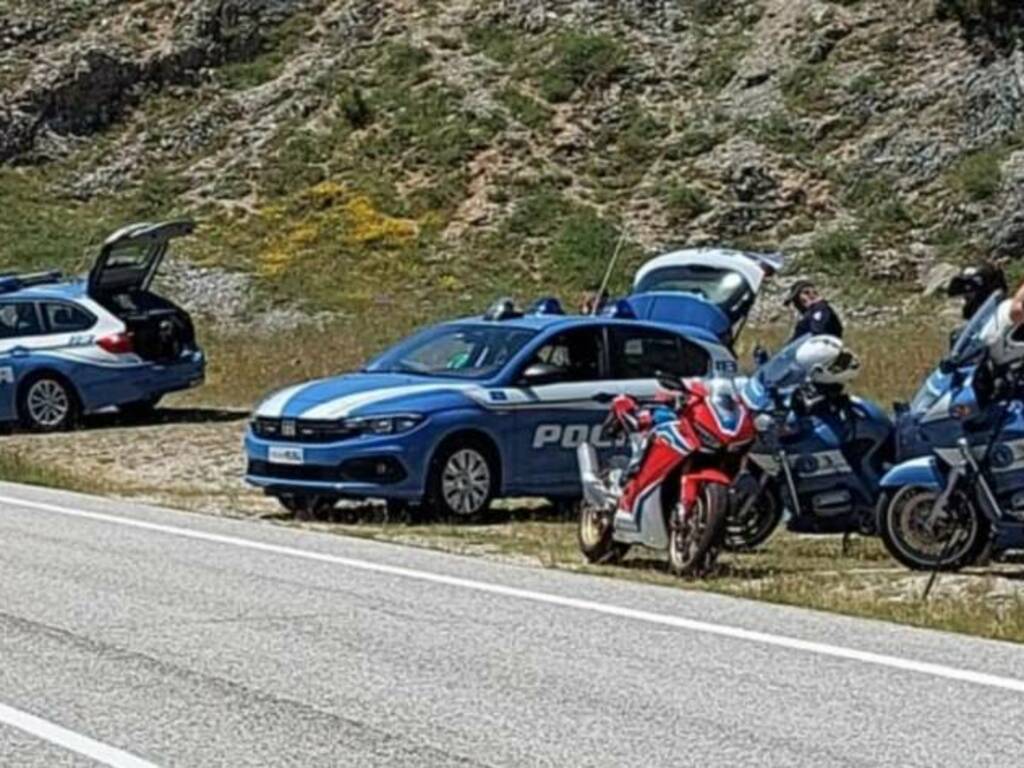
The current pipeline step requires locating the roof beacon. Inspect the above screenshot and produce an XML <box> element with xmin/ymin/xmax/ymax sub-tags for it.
<box><xmin>0</xmin><ymin>270</ymin><xmax>63</xmax><ymax>295</ymax></box>
<box><xmin>531</xmin><ymin>297</ymin><xmax>565</xmax><ymax>316</ymax></box>
<box><xmin>600</xmin><ymin>298</ymin><xmax>637</xmax><ymax>320</ymax></box>
<box><xmin>484</xmin><ymin>297</ymin><xmax>522</xmax><ymax>321</ymax></box>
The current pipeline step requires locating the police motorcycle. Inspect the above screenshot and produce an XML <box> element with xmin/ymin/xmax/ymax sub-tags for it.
<box><xmin>576</xmin><ymin>374</ymin><xmax>755</xmax><ymax>577</ymax></box>
<box><xmin>727</xmin><ymin>335</ymin><xmax>894</xmax><ymax>548</ymax></box>
<box><xmin>878</xmin><ymin>293</ymin><xmax>1024</xmax><ymax>571</ymax></box>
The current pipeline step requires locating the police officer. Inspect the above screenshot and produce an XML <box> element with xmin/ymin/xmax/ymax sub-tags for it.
<box><xmin>947</xmin><ymin>262</ymin><xmax>1008</xmax><ymax>348</ymax></box>
<box><xmin>948</xmin><ymin>262</ymin><xmax>1007</xmax><ymax>321</ymax></box>
<box><xmin>784</xmin><ymin>279</ymin><xmax>843</xmax><ymax>341</ymax></box>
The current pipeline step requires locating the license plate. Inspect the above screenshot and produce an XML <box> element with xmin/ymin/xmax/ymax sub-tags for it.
<box><xmin>268</xmin><ymin>446</ymin><xmax>304</xmax><ymax>465</ymax></box>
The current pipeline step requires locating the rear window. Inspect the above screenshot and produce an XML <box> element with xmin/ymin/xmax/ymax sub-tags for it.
<box><xmin>609</xmin><ymin>327</ymin><xmax>709</xmax><ymax>379</ymax></box>
<box><xmin>105</xmin><ymin>243</ymin><xmax>151</xmax><ymax>269</ymax></box>
<box><xmin>43</xmin><ymin>303</ymin><xmax>95</xmax><ymax>333</ymax></box>
<box><xmin>0</xmin><ymin>302</ymin><xmax>43</xmax><ymax>339</ymax></box>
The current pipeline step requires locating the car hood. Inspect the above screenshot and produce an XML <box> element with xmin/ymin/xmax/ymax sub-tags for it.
<box><xmin>255</xmin><ymin>373</ymin><xmax>487</xmax><ymax>420</ymax></box>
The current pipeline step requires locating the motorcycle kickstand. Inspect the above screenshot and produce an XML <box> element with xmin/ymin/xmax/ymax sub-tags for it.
<box><xmin>841</xmin><ymin>531</ymin><xmax>851</xmax><ymax>557</ymax></box>
<box><xmin>922</xmin><ymin>528</ymin><xmax>967</xmax><ymax>601</ymax></box>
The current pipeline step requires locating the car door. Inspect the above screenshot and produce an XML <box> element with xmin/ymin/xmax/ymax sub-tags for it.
<box><xmin>511</xmin><ymin>326</ymin><xmax>611</xmax><ymax>491</ymax></box>
<box><xmin>607</xmin><ymin>325</ymin><xmax>711</xmax><ymax>389</ymax></box>
<box><xmin>0</xmin><ymin>301</ymin><xmax>47</xmax><ymax>355</ymax></box>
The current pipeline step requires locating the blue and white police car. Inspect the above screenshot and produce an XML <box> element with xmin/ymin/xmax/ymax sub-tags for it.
<box><xmin>245</xmin><ymin>248</ymin><xmax>779</xmax><ymax>517</ymax></box>
<box><xmin>0</xmin><ymin>220</ymin><xmax>205</xmax><ymax>430</ymax></box>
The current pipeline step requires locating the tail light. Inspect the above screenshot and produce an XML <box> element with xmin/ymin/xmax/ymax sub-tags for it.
<box><xmin>98</xmin><ymin>332</ymin><xmax>134</xmax><ymax>355</ymax></box>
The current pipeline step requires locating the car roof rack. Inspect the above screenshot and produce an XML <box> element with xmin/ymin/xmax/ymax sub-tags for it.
<box><xmin>0</xmin><ymin>270</ymin><xmax>64</xmax><ymax>295</ymax></box>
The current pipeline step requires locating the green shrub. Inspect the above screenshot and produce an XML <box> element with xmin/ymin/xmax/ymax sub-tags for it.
<box><xmin>664</xmin><ymin>184</ymin><xmax>711</xmax><ymax>223</ymax></box>
<box><xmin>951</xmin><ymin>150</ymin><xmax>1003</xmax><ymax>201</ymax></box>
<box><xmin>667</xmin><ymin>130</ymin><xmax>720</xmax><ymax>159</ymax></box>
<box><xmin>811</xmin><ymin>228</ymin><xmax>862</xmax><ymax>266</ymax></box>
<box><xmin>695</xmin><ymin>37</ymin><xmax>748</xmax><ymax>92</ymax></box>
<box><xmin>468</xmin><ymin>26</ymin><xmax>520</xmax><ymax>64</ymax></box>
<box><xmin>339</xmin><ymin>87</ymin><xmax>373</xmax><ymax>129</ymax></box>
<box><xmin>499</xmin><ymin>87</ymin><xmax>553</xmax><ymax>131</ymax></box>
<box><xmin>547</xmin><ymin>208</ymin><xmax>622</xmax><ymax>284</ymax></box>
<box><xmin>780</xmin><ymin>63</ymin><xmax>834</xmax><ymax>114</ymax></box>
<box><xmin>380</xmin><ymin>43</ymin><xmax>432</xmax><ymax>83</ymax></box>
<box><xmin>745</xmin><ymin>113</ymin><xmax>812</xmax><ymax>155</ymax></box>
<box><xmin>539</xmin><ymin>33</ymin><xmax>626</xmax><ymax>103</ymax></box>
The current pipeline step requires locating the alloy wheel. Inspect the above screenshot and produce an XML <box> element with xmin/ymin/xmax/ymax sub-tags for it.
<box><xmin>441</xmin><ymin>448</ymin><xmax>491</xmax><ymax>516</ymax></box>
<box><xmin>27</xmin><ymin>379</ymin><xmax>70</xmax><ymax>428</ymax></box>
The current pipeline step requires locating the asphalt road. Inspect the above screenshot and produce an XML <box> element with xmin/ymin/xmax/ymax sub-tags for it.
<box><xmin>1</xmin><ymin>482</ymin><xmax>1023</xmax><ymax>766</ymax></box>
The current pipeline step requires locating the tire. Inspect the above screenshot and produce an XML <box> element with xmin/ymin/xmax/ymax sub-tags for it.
<box><xmin>577</xmin><ymin>500</ymin><xmax>629</xmax><ymax>564</ymax></box>
<box><xmin>426</xmin><ymin>437</ymin><xmax>498</xmax><ymax>520</ymax></box>
<box><xmin>724</xmin><ymin>480</ymin><xmax>783</xmax><ymax>552</ymax></box>
<box><xmin>276</xmin><ymin>494</ymin><xmax>338</xmax><ymax>521</ymax></box>
<box><xmin>18</xmin><ymin>374</ymin><xmax>78</xmax><ymax>432</ymax></box>
<box><xmin>879</xmin><ymin>486</ymin><xmax>991</xmax><ymax>572</ymax></box>
<box><xmin>668</xmin><ymin>483</ymin><xmax>729</xmax><ymax>577</ymax></box>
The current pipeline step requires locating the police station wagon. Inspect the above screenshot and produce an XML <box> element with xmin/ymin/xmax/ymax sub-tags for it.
<box><xmin>244</xmin><ymin>249</ymin><xmax>779</xmax><ymax>518</ymax></box>
<box><xmin>0</xmin><ymin>221</ymin><xmax>204</xmax><ymax>430</ymax></box>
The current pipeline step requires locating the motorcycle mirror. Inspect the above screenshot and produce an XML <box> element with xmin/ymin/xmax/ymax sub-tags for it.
<box><xmin>753</xmin><ymin>344</ymin><xmax>770</xmax><ymax>367</ymax></box>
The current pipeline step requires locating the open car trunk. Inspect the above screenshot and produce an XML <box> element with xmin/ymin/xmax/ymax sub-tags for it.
<box><xmin>88</xmin><ymin>220</ymin><xmax>198</xmax><ymax>363</ymax></box>
<box><xmin>631</xmin><ymin>248</ymin><xmax>783</xmax><ymax>346</ymax></box>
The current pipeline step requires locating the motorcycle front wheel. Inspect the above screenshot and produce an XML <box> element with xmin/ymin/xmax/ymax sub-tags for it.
<box><xmin>577</xmin><ymin>501</ymin><xmax>629</xmax><ymax>564</ymax></box>
<box><xmin>879</xmin><ymin>486</ymin><xmax>990</xmax><ymax>572</ymax></box>
<box><xmin>724</xmin><ymin>479</ymin><xmax>782</xmax><ymax>552</ymax></box>
<box><xmin>668</xmin><ymin>483</ymin><xmax>729</xmax><ymax>577</ymax></box>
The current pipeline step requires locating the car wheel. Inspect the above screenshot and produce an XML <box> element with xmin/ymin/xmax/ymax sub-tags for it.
<box><xmin>19</xmin><ymin>375</ymin><xmax>78</xmax><ymax>432</ymax></box>
<box><xmin>427</xmin><ymin>438</ymin><xmax>497</xmax><ymax>521</ymax></box>
<box><xmin>276</xmin><ymin>494</ymin><xmax>337</xmax><ymax>521</ymax></box>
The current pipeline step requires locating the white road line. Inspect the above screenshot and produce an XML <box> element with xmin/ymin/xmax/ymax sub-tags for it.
<box><xmin>0</xmin><ymin>702</ymin><xmax>157</xmax><ymax>768</ymax></box>
<box><xmin>4</xmin><ymin>492</ymin><xmax>1024</xmax><ymax>696</ymax></box>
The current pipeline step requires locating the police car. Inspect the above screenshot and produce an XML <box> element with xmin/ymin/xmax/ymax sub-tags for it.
<box><xmin>0</xmin><ymin>220</ymin><xmax>205</xmax><ymax>430</ymax></box>
<box><xmin>245</xmin><ymin>248</ymin><xmax>779</xmax><ymax>517</ymax></box>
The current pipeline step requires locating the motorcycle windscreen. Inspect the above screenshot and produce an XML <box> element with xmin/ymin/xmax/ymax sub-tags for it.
<box><xmin>88</xmin><ymin>220</ymin><xmax>194</xmax><ymax>297</ymax></box>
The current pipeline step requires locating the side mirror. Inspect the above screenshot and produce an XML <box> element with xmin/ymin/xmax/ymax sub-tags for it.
<box><xmin>520</xmin><ymin>362</ymin><xmax>563</xmax><ymax>386</ymax></box>
<box><xmin>654</xmin><ymin>369</ymin><xmax>684</xmax><ymax>392</ymax></box>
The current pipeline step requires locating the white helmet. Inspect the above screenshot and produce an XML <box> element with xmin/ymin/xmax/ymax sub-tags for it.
<box><xmin>795</xmin><ymin>335</ymin><xmax>860</xmax><ymax>385</ymax></box>
<box><xmin>981</xmin><ymin>299</ymin><xmax>1024</xmax><ymax>366</ymax></box>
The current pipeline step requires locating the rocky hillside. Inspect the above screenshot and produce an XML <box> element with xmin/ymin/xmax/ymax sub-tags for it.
<box><xmin>1</xmin><ymin>0</ymin><xmax>1023</xmax><ymax>330</ymax></box>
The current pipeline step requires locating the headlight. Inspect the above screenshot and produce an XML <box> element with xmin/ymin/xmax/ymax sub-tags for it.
<box><xmin>348</xmin><ymin>414</ymin><xmax>425</xmax><ymax>435</ymax></box>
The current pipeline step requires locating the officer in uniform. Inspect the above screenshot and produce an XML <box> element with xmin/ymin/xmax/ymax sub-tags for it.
<box><xmin>784</xmin><ymin>279</ymin><xmax>843</xmax><ymax>341</ymax></box>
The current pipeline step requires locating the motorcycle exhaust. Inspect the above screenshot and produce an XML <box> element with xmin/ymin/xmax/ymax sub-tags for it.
<box><xmin>577</xmin><ymin>444</ymin><xmax>616</xmax><ymax>509</ymax></box>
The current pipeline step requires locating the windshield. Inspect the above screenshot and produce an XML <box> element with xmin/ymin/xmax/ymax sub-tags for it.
<box><xmin>635</xmin><ymin>265</ymin><xmax>750</xmax><ymax>306</ymax></box>
<box><xmin>366</xmin><ymin>323</ymin><xmax>537</xmax><ymax>379</ymax></box>
<box><xmin>755</xmin><ymin>334</ymin><xmax>811</xmax><ymax>390</ymax></box>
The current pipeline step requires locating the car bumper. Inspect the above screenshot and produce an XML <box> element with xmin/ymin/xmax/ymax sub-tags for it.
<box><xmin>79</xmin><ymin>350</ymin><xmax>205</xmax><ymax>412</ymax></box>
<box><xmin>243</xmin><ymin>430</ymin><xmax>426</xmax><ymax>500</ymax></box>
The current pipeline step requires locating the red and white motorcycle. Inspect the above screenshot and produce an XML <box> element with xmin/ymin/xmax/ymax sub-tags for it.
<box><xmin>577</xmin><ymin>377</ymin><xmax>755</xmax><ymax>576</ymax></box>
